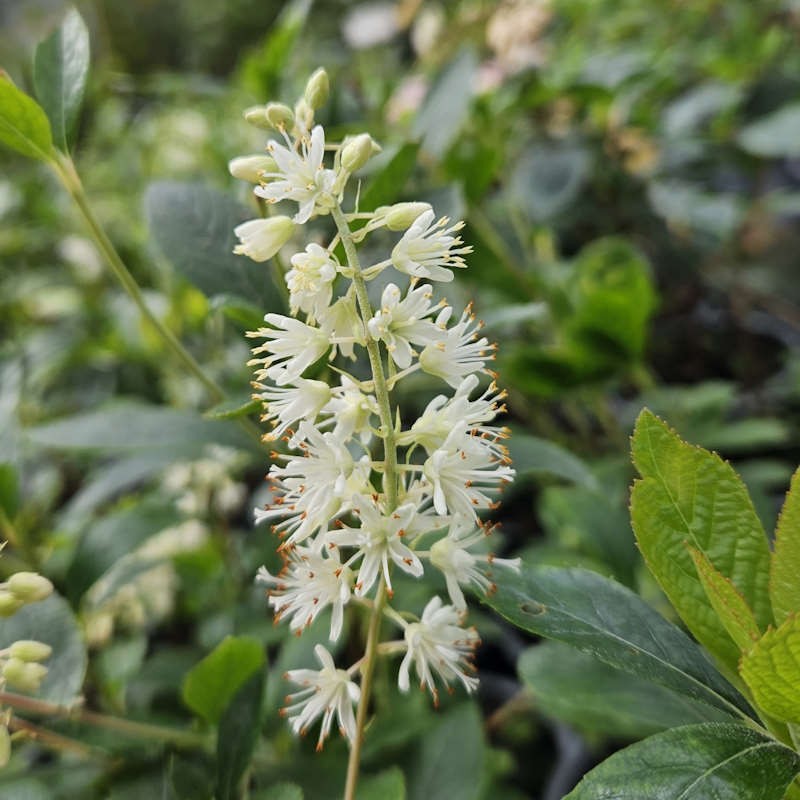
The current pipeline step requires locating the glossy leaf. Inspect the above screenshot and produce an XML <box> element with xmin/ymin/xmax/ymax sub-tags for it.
<box><xmin>0</xmin><ymin>74</ymin><xmax>54</xmax><ymax>162</ymax></box>
<box><xmin>689</xmin><ymin>547</ymin><xmax>761</xmax><ymax>652</ymax></box>
<box><xmin>740</xmin><ymin>614</ymin><xmax>800</xmax><ymax>723</ymax></box>
<box><xmin>631</xmin><ymin>409</ymin><xmax>772</xmax><ymax>672</ymax></box>
<box><xmin>183</xmin><ymin>636</ymin><xmax>265</xmax><ymax>724</ymax></box>
<box><xmin>0</xmin><ymin>592</ymin><xmax>87</xmax><ymax>704</ymax></box>
<box><xmin>770</xmin><ymin>468</ymin><xmax>800</xmax><ymax>625</ymax></box>
<box><xmin>519</xmin><ymin>641</ymin><xmax>732</xmax><ymax>738</ymax></box>
<box><xmin>564</xmin><ymin>723</ymin><xmax>800</xmax><ymax>800</ymax></box>
<box><xmin>33</xmin><ymin>7</ymin><xmax>90</xmax><ymax>151</ymax></box>
<box><xmin>484</xmin><ymin>563</ymin><xmax>752</xmax><ymax>719</ymax></box>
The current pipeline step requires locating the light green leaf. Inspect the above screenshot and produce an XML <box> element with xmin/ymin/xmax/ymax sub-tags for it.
<box><xmin>357</xmin><ymin>767</ymin><xmax>405</xmax><ymax>800</ymax></box>
<box><xmin>519</xmin><ymin>641</ymin><xmax>732</xmax><ymax>738</ymax></box>
<box><xmin>564</xmin><ymin>723</ymin><xmax>800</xmax><ymax>800</ymax></box>
<box><xmin>508</xmin><ymin>434</ymin><xmax>598</xmax><ymax>489</ymax></box>
<box><xmin>408</xmin><ymin>704</ymin><xmax>484</xmax><ymax>800</ymax></box>
<box><xmin>0</xmin><ymin>73</ymin><xmax>54</xmax><ymax>162</ymax></box>
<box><xmin>182</xmin><ymin>636</ymin><xmax>265</xmax><ymax>724</ymax></box>
<box><xmin>216</xmin><ymin>670</ymin><xmax>266</xmax><ymax>800</ymax></box>
<box><xmin>144</xmin><ymin>181</ymin><xmax>285</xmax><ymax>310</ymax></box>
<box><xmin>740</xmin><ymin>614</ymin><xmax>800</xmax><ymax>723</ymax></box>
<box><xmin>738</xmin><ymin>104</ymin><xmax>800</xmax><ymax>158</ymax></box>
<box><xmin>484</xmin><ymin>563</ymin><xmax>752</xmax><ymax>719</ymax></box>
<box><xmin>0</xmin><ymin>592</ymin><xmax>87</xmax><ymax>704</ymax></box>
<box><xmin>770</xmin><ymin>468</ymin><xmax>800</xmax><ymax>625</ymax></box>
<box><xmin>689</xmin><ymin>547</ymin><xmax>761</xmax><ymax>652</ymax></box>
<box><xmin>631</xmin><ymin>409</ymin><xmax>772</xmax><ymax>672</ymax></box>
<box><xmin>33</xmin><ymin>7</ymin><xmax>90</xmax><ymax>151</ymax></box>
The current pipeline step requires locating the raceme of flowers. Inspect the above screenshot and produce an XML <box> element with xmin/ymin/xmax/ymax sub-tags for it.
<box><xmin>231</xmin><ymin>69</ymin><xmax>518</xmax><ymax>752</ymax></box>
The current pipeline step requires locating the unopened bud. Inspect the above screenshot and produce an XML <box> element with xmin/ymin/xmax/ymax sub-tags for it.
<box><xmin>243</xmin><ymin>106</ymin><xmax>272</xmax><ymax>130</ymax></box>
<box><xmin>7</xmin><ymin>572</ymin><xmax>53</xmax><ymax>603</ymax></box>
<box><xmin>341</xmin><ymin>134</ymin><xmax>378</xmax><ymax>173</ymax></box>
<box><xmin>233</xmin><ymin>217</ymin><xmax>295</xmax><ymax>262</ymax></box>
<box><xmin>228</xmin><ymin>155</ymin><xmax>277</xmax><ymax>183</ymax></box>
<box><xmin>0</xmin><ymin>590</ymin><xmax>23</xmax><ymax>617</ymax></box>
<box><xmin>294</xmin><ymin>99</ymin><xmax>314</xmax><ymax>133</ymax></box>
<box><xmin>2</xmin><ymin>658</ymin><xmax>48</xmax><ymax>693</ymax></box>
<box><xmin>304</xmin><ymin>68</ymin><xmax>330</xmax><ymax>110</ymax></box>
<box><xmin>383</xmin><ymin>202</ymin><xmax>432</xmax><ymax>231</ymax></box>
<box><xmin>0</xmin><ymin>726</ymin><xmax>9</xmax><ymax>768</ymax></box>
<box><xmin>265</xmin><ymin>102</ymin><xmax>295</xmax><ymax>130</ymax></box>
<box><xmin>9</xmin><ymin>640</ymin><xmax>52</xmax><ymax>663</ymax></box>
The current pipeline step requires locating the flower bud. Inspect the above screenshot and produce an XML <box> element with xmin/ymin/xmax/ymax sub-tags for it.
<box><xmin>382</xmin><ymin>202</ymin><xmax>432</xmax><ymax>231</ymax></box>
<box><xmin>7</xmin><ymin>572</ymin><xmax>53</xmax><ymax>603</ymax></box>
<box><xmin>2</xmin><ymin>658</ymin><xmax>48</xmax><ymax>693</ymax></box>
<box><xmin>341</xmin><ymin>134</ymin><xmax>378</xmax><ymax>173</ymax></box>
<box><xmin>9</xmin><ymin>640</ymin><xmax>52</xmax><ymax>663</ymax></box>
<box><xmin>0</xmin><ymin>725</ymin><xmax>9</xmax><ymax>768</ymax></box>
<box><xmin>243</xmin><ymin>105</ymin><xmax>272</xmax><ymax>130</ymax></box>
<box><xmin>228</xmin><ymin>155</ymin><xmax>277</xmax><ymax>183</ymax></box>
<box><xmin>233</xmin><ymin>217</ymin><xmax>295</xmax><ymax>262</ymax></box>
<box><xmin>304</xmin><ymin>68</ymin><xmax>330</xmax><ymax>110</ymax></box>
<box><xmin>0</xmin><ymin>590</ymin><xmax>23</xmax><ymax>617</ymax></box>
<box><xmin>265</xmin><ymin>102</ymin><xmax>295</xmax><ymax>130</ymax></box>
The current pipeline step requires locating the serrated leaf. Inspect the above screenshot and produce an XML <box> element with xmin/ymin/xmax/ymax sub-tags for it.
<box><xmin>519</xmin><ymin>641</ymin><xmax>732</xmax><ymax>738</ymax></box>
<box><xmin>0</xmin><ymin>73</ymin><xmax>54</xmax><ymax>162</ymax></box>
<box><xmin>216</xmin><ymin>670</ymin><xmax>266</xmax><ymax>800</ymax></box>
<box><xmin>771</xmin><ymin>468</ymin><xmax>800</xmax><ymax>625</ymax></box>
<box><xmin>564</xmin><ymin>723</ymin><xmax>800</xmax><ymax>800</ymax></box>
<box><xmin>407</xmin><ymin>704</ymin><xmax>485</xmax><ymax>800</ymax></box>
<box><xmin>144</xmin><ymin>181</ymin><xmax>285</xmax><ymax>310</ymax></box>
<box><xmin>357</xmin><ymin>767</ymin><xmax>405</xmax><ymax>800</ymax></box>
<box><xmin>740</xmin><ymin>614</ymin><xmax>800</xmax><ymax>723</ymax></box>
<box><xmin>182</xmin><ymin>636</ymin><xmax>265</xmax><ymax>724</ymax></box>
<box><xmin>33</xmin><ymin>7</ymin><xmax>90</xmax><ymax>151</ymax></box>
<box><xmin>689</xmin><ymin>547</ymin><xmax>761</xmax><ymax>652</ymax></box>
<box><xmin>484</xmin><ymin>563</ymin><xmax>753</xmax><ymax>720</ymax></box>
<box><xmin>0</xmin><ymin>592</ymin><xmax>87</xmax><ymax>704</ymax></box>
<box><xmin>631</xmin><ymin>409</ymin><xmax>772</xmax><ymax>673</ymax></box>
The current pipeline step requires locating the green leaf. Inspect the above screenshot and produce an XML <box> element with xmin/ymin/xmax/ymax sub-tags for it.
<box><xmin>408</xmin><ymin>704</ymin><xmax>485</xmax><ymax>800</ymax></box>
<box><xmin>144</xmin><ymin>181</ymin><xmax>285</xmax><ymax>310</ymax></box>
<box><xmin>484</xmin><ymin>563</ymin><xmax>752</xmax><ymax>719</ymax></box>
<box><xmin>205</xmin><ymin>395</ymin><xmax>261</xmax><ymax>421</ymax></box>
<box><xmin>738</xmin><ymin>104</ymin><xmax>800</xmax><ymax>158</ymax></box>
<box><xmin>630</xmin><ymin>409</ymin><xmax>772</xmax><ymax>672</ymax></box>
<box><xmin>740</xmin><ymin>614</ymin><xmax>800</xmax><ymax>723</ymax></box>
<box><xmin>508</xmin><ymin>434</ymin><xmax>598</xmax><ymax>489</ymax></box>
<box><xmin>256</xmin><ymin>785</ymin><xmax>303</xmax><ymax>800</ymax></box>
<box><xmin>357</xmin><ymin>767</ymin><xmax>406</xmax><ymax>800</ymax></box>
<box><xmin>0</xmin><ymin>462</ymin><xmax>20</xmax><ymax>518</ymax></box>
<box><xmin>182</xmin><ymin>636</ymin><xmax>265</xmax><ymax>724</ymax></box>
<box><xmin>564</xmin><ymin>723</ymin><xmax>800</xmax><ymax>800</ymax></box>
<box><xmin>0</xmin><ymin>73</ymin><xmax>54</xmax><ymax>162</ymax></box>
<box><xmin>519</xmin><ymin>641</ymin><xmax>732</xmax><ymax>738</ymax></box>
<box><xmin>84</xmin><ymin>554</ymin><xmax>164</xmax><ymax>609</ymax></box>
<box><xmin>216</xmin><ymin>670</ymin><xmax>266</xmax><ymax>800</ymax></box>
<box><xmin>689</xmin><ymin>547</ymin><xmax>761</xmax><ymax>652</ymax></box>
<box><xmin>360</xmin><ymin>143</ymin><xmax>420</xmax><ymax>212</ymax></box>
<box><xmin>648</xmin><ymin>180</ymin><xmax>743</xmax><ymax>239</ymax></box>
<box><xmin>0</xmin><ymin>592</ymin><xmax>87</xmax><ymax>704</ymax></box>
<box><xmin>413</xmin><ymin>49</ymin><xmax>477</xmax><ymax>158</ymax></box>
<box><xmin>33</xmin><ymin>7</ymin><xmax>90</xmax><ymax>151</ymax></box>
<box><xmin>770</xmin><ymin>468</ymin><xmax>800</xmax><ymax>625</ymax></box>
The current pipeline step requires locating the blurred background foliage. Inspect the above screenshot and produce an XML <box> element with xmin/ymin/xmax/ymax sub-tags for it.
<box><xmin>2</xmin><ymin>0</ymin><xmax>800</xmax><ymax>797</ymax></box>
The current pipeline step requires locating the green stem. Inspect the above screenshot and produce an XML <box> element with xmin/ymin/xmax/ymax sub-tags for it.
<box><xmin>1</xmin><ymin>690</ymin><xmax>208</xmax><ymax>749</ymax></box>
<box><xmin>332</xmin><ymin>204</ymin><xmax>399</xmax><ymax>799</ymax></box>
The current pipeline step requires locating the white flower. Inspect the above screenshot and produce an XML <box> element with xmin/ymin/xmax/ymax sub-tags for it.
<box><xmin>398</xmin><ymin>596</ymin><xmax>479</xmax><ymax>701</ymax></box>
<box><xmin>233</xmin><ymin>216</ymin><xmax>295</xmax><ymax>262</ymax></box>
<box><xmin>391</xmin><ymin>209</ymin><xmax>472</xmax><ymax>282</ymax></box>
<box><xmin>322</xmin><ymin>295</ymin><xmax>365</xmax><ymax>360</ymax></box>
<box><xmin>286</xmin><ymin>243</ymin><xmax>338</xmax><ymax>321</ymax></box>
<box><xmin>248</xmin><ymin>314</ymin><xmax>330</xmax><ymax>386</ymax></box>
<box><xmin>419</xmin><ymin>304</ymin><xmax>495</xmax><ymax>388</ymax></box>
<box><xmin>328</xmin><ymin>496</ymin><xmax>426</xmax><ymax>597</ymax></box>
<box><xmin>255</xmin><ymin>378</ymin><xmax>332</xmax><ymax>443</ymax></box>
<box><xmin>423</xmin><ymin>423</ymin><xmax>515</xmax><ymax>520</ymax></box>
<box><xmin>255</xmin><ymin>126</ymin><xmax>339</xmax><ymax>224</ymax></box>
<box><xmin>283</xmin><ymin>644</ymin><xmax>361</xmax><ymax>750</ymax></box>
<box><xmin>367</xmin><ymin>283</ymin><xmax>445</xmax><ymax>368</ymax></box>
<box><xmin>430</xmin><ymin>515</ymin><xmax>521</xmax><ymax>609</ymax></box>
<box><xmin>257</xmin><ymin>546</ymin><xmax>352</xmax><ymax>641</ymax></box>
<box><xmin>255</xmin><ymin>422</ymin><xmax>370</xmax><ymax>544</ymax></box>
<box><xmin>320</xmin><ymin>376</ymin><xmax>379</xmax><ymax>443</ymax></box>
